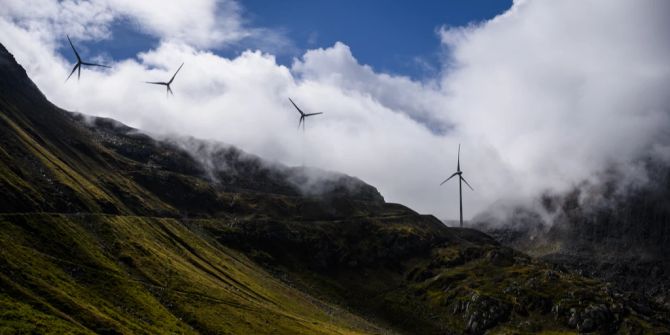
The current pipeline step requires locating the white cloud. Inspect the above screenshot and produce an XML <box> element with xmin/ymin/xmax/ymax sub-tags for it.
<box><xmin>293</xmin><ymin>43</ymin><xmax>449</xmax><ymax>132</ymax></box>
<box><xmin>110</xmin><ymin>0</ymin><xmax>249</xmax><ymax>47</ymax></box>
<box><xmin>1</xmin><ymin>0</ymin><xmax>669</xmax><ymax>223</ymax></box>
<box><xmin>439</xmin><ymin>0</ymin><xmax>670</xmax><ymax>201</ymax></box>
<box><xmin>0</xmin><ymin>0</ymin><xmax>266</xmax><ymax>47</ymax></box>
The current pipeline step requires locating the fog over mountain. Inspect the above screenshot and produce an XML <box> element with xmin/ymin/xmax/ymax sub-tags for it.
<box><xmin>2</xmin><ymin>0</ymin><xmax>669</xmax><ymax>221</ymax></box>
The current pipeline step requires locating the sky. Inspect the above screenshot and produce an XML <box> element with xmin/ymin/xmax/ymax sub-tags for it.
<box><xmin>54</xmin><ymin>1</ymin><xmax>514</xmax><ymax>79</ymax></box>
<box><xmin>240</xmin><ymin>0</ymin><xmax>513</xmax><ymax>78</ymax></box>
<box><xmin>1</xmin><ymin>0</ymin><xmax>670</xmax><ymax>223</ymax></box>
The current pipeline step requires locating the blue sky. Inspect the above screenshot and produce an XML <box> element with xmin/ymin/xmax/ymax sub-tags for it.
<box><xmin>242</xmin><ymin>1</ymin><xmax>512</xmax><ymax>78</ymax></box>
<box><xmin>69</xmin><ymin>1</ymin><xmax>512</xmax><ymax>79</ymax></box>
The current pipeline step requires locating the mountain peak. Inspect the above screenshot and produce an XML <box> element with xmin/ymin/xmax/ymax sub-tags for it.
<box><xmin>0</xmin><ymin>43</ymin><xmax>47</xmax><ymax>103</ymax></box>
<box><xmin>0</xmin><ymin>42</ymin><xmax>383</xmax><ymax>215</ymax></box>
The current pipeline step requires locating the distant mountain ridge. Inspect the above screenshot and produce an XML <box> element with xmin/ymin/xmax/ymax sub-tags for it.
<box><xmin>0</xmin><ymin>49</ymin><xmax>383</xmax><ymax>215</ymax></box>
<box><xmin>472</xmin><ymin>160</ymin><xmax>670</xmax><ymax>312</ymax></box>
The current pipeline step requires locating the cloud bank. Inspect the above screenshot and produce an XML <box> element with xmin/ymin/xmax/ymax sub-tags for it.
<box><xmin>1</xmin><ymin>0</ymin><xmax>669</xmax><ymax>222</ymax></box>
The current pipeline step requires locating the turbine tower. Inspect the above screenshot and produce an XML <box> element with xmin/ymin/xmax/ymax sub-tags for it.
<box><xmin>440</xmin><ymin>144</ymin><xmax>474</xmax><ymax>228</ymax></box>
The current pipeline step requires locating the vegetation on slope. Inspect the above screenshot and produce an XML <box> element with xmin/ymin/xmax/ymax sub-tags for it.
<box><xmin>0</xmin><ymin>214</ymin><xmax>383</xmax><ymax>335</ymax></box>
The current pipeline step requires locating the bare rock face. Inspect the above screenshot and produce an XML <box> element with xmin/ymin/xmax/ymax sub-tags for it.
<box><xmin>464</xmin><ymin>293</ymin><xmax>511</xmax><ymax>334</ymax></box>
<box><xmin>472</xmin><ymin>161</ymin><xmax>670</xmax><ymax>317</ymax></box>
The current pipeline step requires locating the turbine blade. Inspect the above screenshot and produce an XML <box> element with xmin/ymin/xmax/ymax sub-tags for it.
<box><xmin>145</xmin><ymin>81</ymin><xmax>166</xmax><ymax>85</ymax></box>
<box><xmin>82</xmin><ymin>62</ymin><xmax>110</xmax><ymax>68</ymax></box>
<box><xmin>305</xmin><ymin>112</ymin><xmax>323</xmax><ymax>116</ymax></box>
<box><xmin>461</xmin><ymin>176</ymin><xmax>474</xmax><ymax>191</ymax></box>
<box><xmin>66</xmin><ymin>35</ymin><xmax>81</xmax><ymax>62</ymax></box>
<box><xmin>66</xmin><ymin>63</ymin><xmax>79</xmax><ymax>82</ymax></box>
<box><xmin>440</xmin><ymin>172</ymin><xmax>459</xmax><ymax>185</ymax></box>
<box><xmin>168</xmin><ymin>85</ymin><xmax>174</xmax><ymax>96</ymax></box>
<box><xmin>168</xmin><ymin>62</ymin><xmax>184</xmax><ymax>84</ymax></box>
<box><xmin>457</xmin><ymin>143</ymin><xmax>461</xmax><ymax>171</ymax></box>
<box><xmin>288</xmin><ymin>97</ymin><xmax>305</xmax><ymax>115</ymax></box>
<box><xmin>78</xmin><ymin>65</ymin><xmax>81</xmax><ymax>80</ymax></box>
<box><xmin>297</xmin><ymin>116</ymin><xmax>303</xmax><ymax>130</ymax></box>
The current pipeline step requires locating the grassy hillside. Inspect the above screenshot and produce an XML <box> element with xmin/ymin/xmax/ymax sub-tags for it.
<box><xmin>0</xmin><ymin>213</ymin><xmax>383</xmax><ymax>334</ymax></box>
<box><xmin>1</xmin><ymin>43</ymin><xmax>668</xmax><ymax>334</ymax></box>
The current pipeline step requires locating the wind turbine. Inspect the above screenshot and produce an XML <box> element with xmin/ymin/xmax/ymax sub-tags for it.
<box><xmin>146</xmin><ymin>63</ymin><xmax>184</xmax><ymax>97</ymax></box>
<box><xmin>440</xmin><ymin>144</ymin><xmax>474</xmax><ymax>228</ymax></box>
<box><xmin>65</xmin><ymin>35</ymin><xmax>110</xmax><ymax>81</ymax></box>
<box><xmin>289</xmin><ymin>98</ymin><xmax>323</xmax><ymax>131</ymax></box>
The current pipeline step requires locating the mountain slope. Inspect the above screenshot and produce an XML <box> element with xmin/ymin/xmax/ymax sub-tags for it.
<box><xmin>1</xmin><ymin>43</ymin><xmax>668</xmax><ymax>334</ymax></box>
<box><xmin>1</xmin><ymin>214</ymin><xmax>387</xmax><ymax>334</ymax></box>
<box><xmin>0</xmin><ymin>43</ymin><xmax>387</xmax><ymax>335</ymax></box>
<box><xmin>473</xmin><ymin>164</ymin><xmax>670</xmax><ymax>318</ymax></box>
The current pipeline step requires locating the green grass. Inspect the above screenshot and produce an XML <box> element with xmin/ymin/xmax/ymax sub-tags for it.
<box><xmin>0</xmin><ymin>214</ymin><xmax>383</xmax><ymax>335</ymax></box>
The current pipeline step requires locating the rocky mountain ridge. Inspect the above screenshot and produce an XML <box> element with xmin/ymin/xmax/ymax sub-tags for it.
<box><xmin>472</xmin><ymin>161</ymin><xmax>670</xmax><ymax>317</ymax></box>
